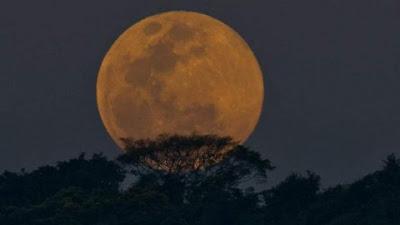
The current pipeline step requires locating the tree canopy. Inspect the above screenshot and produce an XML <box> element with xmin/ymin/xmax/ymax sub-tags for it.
<box><xmin>1</xmin><ymin>135</ymin><xmax>399</xmax><ymax>225</ymax></box>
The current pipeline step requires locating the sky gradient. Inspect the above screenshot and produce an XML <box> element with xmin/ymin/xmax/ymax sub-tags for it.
<box><xmin>1</xmin><ymin>0</ymin><xmax>399</xmax><ymax>186</ymax></box>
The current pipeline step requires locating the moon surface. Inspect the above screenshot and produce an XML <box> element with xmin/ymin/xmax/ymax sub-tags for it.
<box><xmin>97</xmin><ymin>11</ymin><xmax>264</xmax><ymax>149</ymax></box>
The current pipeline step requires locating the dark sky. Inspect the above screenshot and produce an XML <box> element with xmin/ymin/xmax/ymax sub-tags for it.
<box><xmin>1</xmin><ymin>0</ymin><xmax>399</xmax><ymax>186</ymax></box>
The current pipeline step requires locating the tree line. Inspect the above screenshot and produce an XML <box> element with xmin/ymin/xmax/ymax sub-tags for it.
<box><xmin>0</xmin><ymin>135</ymin><xmax>399</xmax><ymax>225</ymax></box>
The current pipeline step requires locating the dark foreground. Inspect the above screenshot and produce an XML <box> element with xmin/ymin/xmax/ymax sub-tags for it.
<box><xmin>1</xmin><ymin>136</ymin><xmax>399</xmax><ymax>225</ymax></box>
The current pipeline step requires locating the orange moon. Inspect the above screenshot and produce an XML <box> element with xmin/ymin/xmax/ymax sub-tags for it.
<box><xmin>97</xmin><ymin>11</ymin><xmax>264</xmax><ymax>149</ymax></box>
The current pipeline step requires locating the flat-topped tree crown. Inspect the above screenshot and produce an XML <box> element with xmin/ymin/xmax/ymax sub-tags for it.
<box><xmin>119</xmin><ymin>134</ymin><xmax>238</xmax><ymax>173</ymax></box>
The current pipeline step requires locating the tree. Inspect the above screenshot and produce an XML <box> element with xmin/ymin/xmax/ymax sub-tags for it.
<box><xmin>1</xmin><ymin>136</ymin><xmax>400</xmax><ymax>225</ymax></box>
<box><xmin>119</xmin><ymin>134</ymin><xmax>239</xmax><ymax>173</ymax></box>
<box><xmin>0</xmin><ymin>153</ymin><xmax>124</xmax><ymax>208</ymax></box>
<box><xmin>262</xmin><ymin>171</ymin><xmax>320</xmax><ymax>225</ymax></box>
<box><xmin>118</xmin><ymin>134</ymin><xmax>274</xmax><ymax>225</ymax></box>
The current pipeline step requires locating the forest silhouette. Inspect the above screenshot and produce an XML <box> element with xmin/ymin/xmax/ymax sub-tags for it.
<box><xmin>0</xmin><ymin>135</ymin><xmax>399</xmax><ymax>225</ymax></box>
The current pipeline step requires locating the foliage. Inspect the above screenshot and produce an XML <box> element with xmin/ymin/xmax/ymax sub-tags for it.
<box><xmin>0</xmin><ymin>136</ymin><xmax>400</xmax><ymax>225</ymax></box>
<box><xmin>0</xmin><ymin>153</ymin><xmax>124</xmax><ymax>209</ymax></box>
<box><xmin>119</xmin><ymin>134</ymin><xmax>239</xmax><ymax>173</ymax></box>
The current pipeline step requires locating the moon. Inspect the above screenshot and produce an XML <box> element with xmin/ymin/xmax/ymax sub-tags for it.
<box><xmin>97</xmin><ymin>11</ymin><xmax>264</xmax><ymax>150</ymax></box>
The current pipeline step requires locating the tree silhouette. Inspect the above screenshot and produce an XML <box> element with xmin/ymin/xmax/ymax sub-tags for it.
<box><xmin>262</xmin><ymin>171</ymin><xmax>320</xmax><ymax>225</ymax></box>
<box><xmin>0</xmin><ymin>153</ymin><xmax>124</xmax><ymax>209</ymax></box>
<box><xmin>119</xmin><ymin>134</ymin><xmax>274</xmax><ymax>215</ymax></box>
<box><xmin>0</xmin><ymin>136</ymin><xmax>400</xmax><ymax>225</ymax></box>
<box><xmin>119</xmin><ymin>134</ymin><xmax>239</xmax><ymax>173</ymax></box>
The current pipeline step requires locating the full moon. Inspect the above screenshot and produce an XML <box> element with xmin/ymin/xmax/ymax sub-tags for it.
<box><xmin>97</xmin><ymin>11</ymin><xmax>264</xmax><ymax>150</ymax></box>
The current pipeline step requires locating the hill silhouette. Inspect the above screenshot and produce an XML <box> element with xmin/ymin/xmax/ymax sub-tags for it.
<box><xmin>0</xmin><ymin>135</ymin><xmax>399</xmax><ymax>225</ymax></box>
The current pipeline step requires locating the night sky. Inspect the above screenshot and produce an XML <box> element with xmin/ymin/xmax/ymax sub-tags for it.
<box><xmin>1</xmin><ymin>0</ymin><xmax>399</xmax><ymax>186</ymax></box>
